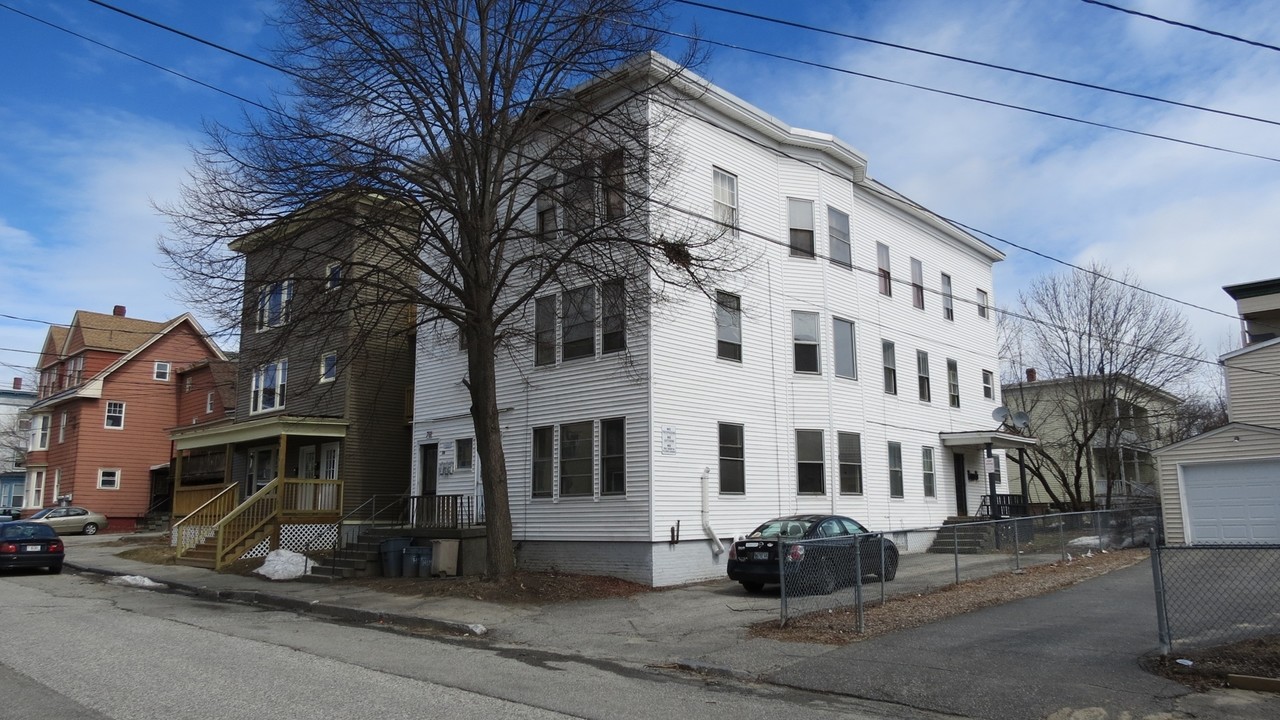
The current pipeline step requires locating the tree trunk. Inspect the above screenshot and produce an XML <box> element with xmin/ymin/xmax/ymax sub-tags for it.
<box><xmin>466</xmin><ymin>326</ymin><xmax>517</xmax><ymax>579</ymax></box>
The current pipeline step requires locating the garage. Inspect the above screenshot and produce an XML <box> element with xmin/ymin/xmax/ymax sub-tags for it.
<box><xmin>1181</xmin><ymin>459</ymin><xmax>1280</xmax><ymax>544</ymax></box>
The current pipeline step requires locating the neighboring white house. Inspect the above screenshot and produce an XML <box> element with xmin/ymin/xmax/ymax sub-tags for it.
<box><xmin>1154</xmin><ymin>277</ymin><xmax>1280</xmax><ymax>545</ymax></box>
<box><xmin>411</xmin><ymin>55</ymin><xmax>1023</xmax><ymax>586</ymax></box>
<box><xmin>1</xmin><ymin>377</ymin><xmax>37</xmax><ymax>508</ymax></box>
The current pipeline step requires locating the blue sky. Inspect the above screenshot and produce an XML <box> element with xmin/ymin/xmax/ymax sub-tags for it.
<box><xmin>2</xmin><ymin>0</ymin><xmax>1279</xmax><ymax>385</ymax></box>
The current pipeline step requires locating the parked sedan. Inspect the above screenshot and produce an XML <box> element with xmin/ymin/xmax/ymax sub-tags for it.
<box><xmin>727</xmin><ymin>514</ymin><xmax>898</xmax><ymax>594</ymax></box>
<box><xmin>25</xmin><ymin>507</ymin><xmax>108</xmax><ymax>535</ymax></box>
<box><xmin>0</xmin><ymin>521</ymin><xmax>65</xmax><ymax>573</ymax></box>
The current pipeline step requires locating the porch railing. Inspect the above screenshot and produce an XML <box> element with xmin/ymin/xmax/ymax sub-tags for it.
<box><xmin>409</xmin><ymin>494</ymin><xmax>476</xmax><ymax>529</ymax></box>
<box><xmin>280</xmin><ymin>478</ymin><xmax>343</xmax><ymax>521</ymax></box>
<box><xmin>213</xmin><ymin>478</ymin><xmax>281</xmax><ymax>569</ymax></box>
<box><xmin>173</xmin><ymin>483</ymin><xmax>237</xmax><ymax>518</ymax></box>
<box><xmin>172</xmin><ymin>483</ymin><xmax>239</xmax><ymax>555</ymax></box>
<box><xmin>978</xmin><ymin>493</ymin><xmax>1029</xmax><ymax>518</ymax></box>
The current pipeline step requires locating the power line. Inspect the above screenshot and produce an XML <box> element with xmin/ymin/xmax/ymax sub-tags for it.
<box><xmin>1079</xmin><ymin>0</ymin><xmax>1280</xmax><ymax>54</ymax></box>
<box><xmin>676</xmin><ymin>0</ymin><xmax>1280</xmax><ymax>128</ymax></box>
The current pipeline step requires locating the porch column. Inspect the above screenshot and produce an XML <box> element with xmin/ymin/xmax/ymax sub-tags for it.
<box><xmin>986</xmin><ymin>442</ymin><xmax>1000</xmax><ymax>520</ymax></box>
<box><xmin>173</xmin><ymin>450</ymin><xmax>185</xmax><ymax>493</ymax></box>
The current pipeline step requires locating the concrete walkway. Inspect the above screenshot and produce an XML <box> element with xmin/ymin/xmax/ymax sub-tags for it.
<box><xmin>54</xmin><ymin>534</ymin><xmax>1280</xmax><ymax>719</ymax></box>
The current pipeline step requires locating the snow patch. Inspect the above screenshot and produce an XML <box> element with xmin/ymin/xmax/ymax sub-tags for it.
<box><xmin>254</xmin><ymin>549</ymin><xmax>315</xmax><ymax>580</ymax></box>
<box><xmin>109</xmin><ymin>575</ymin><xmax>167</xmax><ymax>589</ymax></box>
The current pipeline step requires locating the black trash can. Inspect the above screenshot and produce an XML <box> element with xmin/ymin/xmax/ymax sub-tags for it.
<box><xmin>379</xmin><ymin>537</ymin><xmax>412</xmax><ymax>577</ymax></box>
<box><xmin>403</xmin><ymin>545</ymin><xmax>434</xmax><ymax>578</ymax></box>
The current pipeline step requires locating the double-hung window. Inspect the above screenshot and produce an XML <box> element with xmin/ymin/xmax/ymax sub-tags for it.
<box><xmin>922</xmin><ymin>447</ymin><xmax>936</xmax><ymax>498</ymax></box>
<box><xmin>917</xmin><ymin>350</ymin><xmax>931</xmax><ymax>402</ymax></box>
<box><xmin>105</xmin><ymin>401</ymin><xmax>125</xmax><ymax>429</ymax></box>
<box><xmin>98</xmin><ymin>468</ymin><xmax>121</xmax><ymax>490</ymax></box>
<box><xmin>796</xmin><ymin>430</ymin><xmax>824</xmax><ymax>494</ymax></box>
<box><xmin>983</xmin><ymin>369</ymin><xmax>995</xmax><ymax>399</ymax></box>
<box><xmin>320</xmin><ymin>352</ymin><xmax>337</xmax><ymax>382</ymax></box>
<box><xmin>564</xmin><ymin>162</ymin><xmax>596</xmax><ymax>232</ymax></box>
<box><xmin>947</xmin><ymin>359</ymin><xmax>960</xmax><ymax>408</ymax></box>
<box><xmin>911</xmin><ymin>258</ymin><xmax>924</xmax><ymax>309</ymax></box>
<box><xmin>882</xmin><ymin>340</ymin><xmax>897</xmax><ymax>395</ymax></box>
<box><xmin>154</xmin><ymin>362</ymin><xmax>171</xmax><ymax>381</ymax></box>
<box><xmin>712</xmin><ymin>168</ymin><xmax>738</xmax><ymax>237</ymax></box>
<box><xmin>833</xmin><ymin>318</ymin><xmax>856</xmax><ymax>379</ymax></box>
<box><xmin>601</xmin><ymin>280</ymin><xmax>626</xmax><ymax>354</ymax></box>
<box><xmin>206</xmin><ymin>392</ymin><xmax>215</xmax><ymax>414</ymax></box>
<box><xmin>562</xmin><ymin>287</ymin><xmax>595</xmax><ymax>361</ymax></box>
<box><xmin>600</xmin><ymin>418</ymin><xmax>626</xmax><ymax>495</ymax></box>
<box><xmin>536</xmin><ymin>177</ymin><xmax>557</xmax><ymax>242</ymax></box>
<box><xmin>602</xmin><ymin>150</ymin><xmax>626</xmax><ymax>222</ymax></box>
<box><xmin>58</xmin><ymin>412</ymin><xmax>67</xmax><ymax>443</ymax></box>
<box><xmin>716</xmin><ymin>292</ymin><xmax>742</xmax><ymax>361</ymax></box>
<box><xmin>828</xmin><ymin>207</ymin><xmax>850</xmax><ymax>267</ymax></box>
<box><xmin>718</xmin><ymin>423</ymin><xmax>745</xmax><ymax>494</ymax></box>
<box><xmin>534</xmin><ymin>296</ymin><xmax>557</xmax><ymax>366</ymax></box>
<box><xmin>326</xmin><ymin>263</ymin><xmax>342</xmax><ymax>290</ymax></box>
<box><xmin>531</xmin><ymin>427</ymin><xmax>554</xmax><ymax>498</ymax></box>
<box><xmin>257</xmin><ymin>280</ymin><xmax>294</xmax><ymax>330</ymax></box>
<box><xmin>793</xmin><ymin>311</ymin><xmax>820</xmax><ymax>373</ymax></box>
<box><xmin>888</xmin><ymin>441</ymin><xmax>904</xmax><ymax>498</ymax></box>
<box><xmin>558</xmin><ymin>421</ymin><xmax>594</xmax><ymax>496</ymax></box>
<box><xmin>838</xmin><ymin>432</ymin><xmax>862</xmax><ymax>494</ymax></box>
<box><xmin>455</xmin><ymin>438</ymin><xmax>473</xmax><ymax>470</ymax></box>
<box><xmin>31</xmin><ymin>414</ymin><xmax>50</xmax><ymax>450</ymax></box>
<box><xmin>941</xmin><ymin>273</ymin><xmax>954</xmax><ymax>321</ymax></box>
<box><xmin>877</xmin><ymin>243</ymin><xmax>892</xmax><ymax>296</ymax></box>
<box><xmin>251</xmin><ymin>359</ymin><xmax>288</xmax><ymax>413</ymax></box>
<box><xmin>788</xmin><ymin>199</ymin><xmax>814</xmax><ymax>257</ymax></box>
<box><xmin>977</xmin><ymin>288</ymin><xmax>990</xmax><ymax>319</ymax></box>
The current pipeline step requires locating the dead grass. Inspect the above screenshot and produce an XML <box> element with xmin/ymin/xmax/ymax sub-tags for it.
<box><xmin>345</xmin><ymin>570</ymin><xmax>651</xmax><ymax>604</ymax></box>
<box><xmin>1145</xmin><ymin>637</ymin><xmax>1280</xmax><ymax>690</ymax></box>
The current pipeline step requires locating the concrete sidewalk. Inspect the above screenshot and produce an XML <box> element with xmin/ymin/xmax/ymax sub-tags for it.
<box><xmin>58</xmin><ymin>534</ymin><xmax>1280</xmax><ymax>720</ymax></box>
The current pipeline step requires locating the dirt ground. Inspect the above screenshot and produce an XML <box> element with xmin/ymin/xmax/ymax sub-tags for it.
<box><xmin>106</xmin><ymin>538</ymin><xmax>1277</xmax><ymax>684</ymax></box>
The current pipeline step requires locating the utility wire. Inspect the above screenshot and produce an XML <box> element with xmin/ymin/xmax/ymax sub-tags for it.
<box><xmin>677</xmin><ymin>0</ymin><xmax>1280</xmax><ymax>128</ymax></box>
<box><xmin>1079</xmin><ymin>0</ymin><xmax>1280</xmax><ymax>54</ymax></box>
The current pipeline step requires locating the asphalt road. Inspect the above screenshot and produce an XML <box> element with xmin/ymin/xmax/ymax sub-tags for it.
<box><xmin>0</xmin><ymin>570</ymin><xmax>945</xmax><ymax>720</ymax></box>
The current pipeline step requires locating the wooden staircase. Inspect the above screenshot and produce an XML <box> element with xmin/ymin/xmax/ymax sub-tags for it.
<box><xmin>178</xmin><ymin>524</ymin><xmax>278</xmax><ymax>569</ymax></box>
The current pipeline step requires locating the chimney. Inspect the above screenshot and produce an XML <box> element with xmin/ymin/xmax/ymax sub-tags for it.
<box><xmin>113</xmin><ymin>305</ymin><xmax>126</xmax><ymax>317</ymax></box>
<box><xmin>11</xmin><ymin>378</ymin><xmax>21</xmax><ymax>390</ymax></box>
<box><xmin>1026</xmin><ymin>368</ymin><xmax>1038</xmax><ymax>383</ymax></box>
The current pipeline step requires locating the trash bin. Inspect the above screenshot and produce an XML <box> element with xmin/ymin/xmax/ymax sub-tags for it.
<box><xmin>379</xmin><ymin>537</ymin><xmax>412</xmax><ymax>577</ymax></box>
<box><xmin>403</xmin><ymin>545</ymin><xmax>434</xmax><ymax>578</ymax></box>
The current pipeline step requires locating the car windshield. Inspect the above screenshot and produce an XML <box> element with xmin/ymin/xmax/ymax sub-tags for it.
<box><xmin>2</xmin><ymin>524</ymin><xmax>58</xmax><ymax>540</ymax></box>
<box><xmin>748</xmin><ymin>518</ymin><xmax>812</xmax><ymax>539</ymax></box>
<box><xmin>27</xmin><ymin>509</ymin><xmax>53</xmax><ymax>519</ymax></box>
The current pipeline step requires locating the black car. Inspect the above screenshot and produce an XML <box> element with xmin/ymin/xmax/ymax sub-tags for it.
<box><xmin>0</xmin><ymin>521</ymin><xmax>65</xmax><ymax>574</ymax></box>
<box><xmin>727</xmin><ymin>514</ymin><xmax>898</xmax><ymax>593</ymax></box>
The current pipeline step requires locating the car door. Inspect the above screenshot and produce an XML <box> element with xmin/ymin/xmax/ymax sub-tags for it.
<box><xmin>42</xmin><ymin>507</ymin><xmax>71</xmax><ymax>532</ymax></box>
<box><xmin>66</xmin><ymin>508</ymin><xmax>89</xmax><ymax>531</ymax></box>
<box><xmin>839</xmin><ymin>518</ymin><xmax>878</xmax><ymax>576</ymax></box>
<box><xmin>815</xmin><ymin>518</ymin><xmax>853</xmax><ymax>580</ymax></box>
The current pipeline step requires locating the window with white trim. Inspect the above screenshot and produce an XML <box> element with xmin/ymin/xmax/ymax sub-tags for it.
<box><xmin>257</xmin><ymin>280</ymin><xmax>295</xmax><ymax>330</ymax></box>
<box><xmin>922</xmin><ymin>447</ymin><xmax>936</xmax><ymax>498</ymax></box>
<box><xmin>326</xmin><ymin>263</ymin><xmax>342</xmax><ymax>290</ymax></box>
<box><xmin>206</xmin><ymin>392</ymin><xmax>215</xmax><ymax>414</ymax></box>
<box><xmin>564</xmin><ymin>161</ymin><xmax>596</xmax><ymax>232</ymax></box>
<box><xmin>601</xmin><ymin>280</ymin><xmax>625</xmax><ymax>354</ymax></box>
<box><xmin>536</xmin><ymin>177</ymin><xmax>557</xmax><ymax>242</ymax></box>
<box><xmin>602</xmin><ymin>150</ymin><xmax>626</xmax><ymax>222</ymax></box>
<box><xmin>917</xmin><ymin>350</ymin><xmax>931</xmax><ymax>402</ymax></box>
<box><xmin>716</xmin><ymin>292</ymin><xmax>742</xmax><ymax>362</ymax></box>
<box><xmin>983</xmin><ymin>369</ymin><xmax>995</xmax><ymax>399</ymax></box>
<box><xmin>877</xmin><ymin>243</ymin><xmax>892</xmax><ymax>296</ymax></box>
<box><xmin>796</xmin><ymin>429</ymin><xmax>825</xmax><ymax>494</ymax></box>
<box><xmin>888</xmin><ymin>442</ymin><xmax>904</xmax><ymax>498</ymax></box>
<box><xmin>30</xmin><ymin>414</ymin><xmax>50</xmax><ymax>450</ymax></box>
<box><xmin>531</xmin><ymin>426</ymin><xmax>554</xmax><ymax>498</ymax></box>
<box><xmin>534</xmin><ymin>295</ymin><xmax>556</xmax><ymax>366</ymax></box>
<box><xmin>98</xmin><ymin>468</ymin><xmax>121</xmax><ymax>490</ymax></box>
<box><xmin>882</xmin><ymin>340</ymin><xmax>897</xmax><ymax>395</ymax></box>
<box><xmin>793</xmin><ymin>311</ymin><xmax>820</xmax><ymax>373</ymax></box>
<box><xmin>838</xmin><ymin>432</ymin><xmax>862</xmax><ymax>494</ymax></box>
<box><xmin>718</xmin><ymin>423</ymin><xmax>744</xmax><ymax>494</ymax></box>
<box><xmin>558</xmin><ymin>421</ymin><xmax>593</xmax><ymax>496</ymax></box>
<box><xmin>154</xmin><ymin>361</ymin><xmax>171</xmax><ymax>381</ymax></box>
<box><xmin>105</xmin><ymin>401</ymin><xmax>125</xmax><ymax>429</ymax></box>
<box><xmin>713</xmin><ymin>168</ymin><xmax>738</xmax><ymax>237</ymax></box>
<box><xmin>911</xmin><ymin>258</ymin><xmax>924</xmax><ymax>309</ymax></box>
<box><xmin>251</xmin><ymin>359</ymin><xmax>288</xmax><ymax>413</ymax></box>
<box><xmin>600</xmin><ymin>417</ymin><xmax>626</xmax><ymax>495</ymax></box>
<box><xmin>788</xmin><ymin>199</ymin><xmax>814</xmax><ymax>257</ymax></box>
<box><xmin>562</xmin><ymin>286</ymin><xmax>595</xmax><ymax>361</ymax></box>
<box><xmin>941</xmin><ymin>273</ymin><xmax>954</xmax><ymax>321</ymax></box>
<box><xmin>828</xmin><ymin>207</ymin><xmax>850</xmax><ymax>267</ymax></box>
<box><xmin>59</xmin><ymin>411</ymin><xmax>67</xmax><ymax>443</ymax></box>
<box><xmin>833</xmin><ymin>318</ymin><xmax>856</xmax><ymax>379</ymax></box>
<box><xmin>977</xmin><ymin>288</ymin><xmax>989</xmax><ymax>319</ymax></box>
<box><xmin>320</xmin><ymin>352</ymin><xmax>337</xmax><ymax>383</ymax></box>
<box><xmin>947</xmin><ymin>359</ymin><xmax>960</xmax><ymax>408</ymax></box>
<box><xmin>455</xmin><ymin>437</ymin><xmax>473</xmax><ymax>470</ymax></box>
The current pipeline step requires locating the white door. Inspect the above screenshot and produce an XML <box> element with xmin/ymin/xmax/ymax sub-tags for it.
<box><xmin>298</xmin><ymin>446</ymin><xmax>317</xmax><ymax>479</ymax></box>
<box><xmin>319</xmin><ymin>442</ymin><xmax>340</xmax><ymax>511</ymax></box>
<box><xmin>1182</xmin><ymin>459</ymin><xmax>1280</xmax><ymax>544</ymax></box>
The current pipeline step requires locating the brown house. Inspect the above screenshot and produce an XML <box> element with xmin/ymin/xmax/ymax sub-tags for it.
<box><xmin>23</xmin><ymin>307</ymin><xmax>227</xmax><ymax>531</ymax></box>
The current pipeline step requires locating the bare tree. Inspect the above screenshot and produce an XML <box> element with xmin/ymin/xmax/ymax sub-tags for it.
<box><xmin>1001</xmin><ymin>263</ymin><xmax>1202</xmax><ymax>510</ymax></box>
<box><xmin>0</xmin><ymin>413</ymin><xmax>27</xmax><ymax>474</ymax></box>
<box><xmin>160</xmin><ymin>1</ymin><xmax>734</xmax><ymax>579</ymax></box>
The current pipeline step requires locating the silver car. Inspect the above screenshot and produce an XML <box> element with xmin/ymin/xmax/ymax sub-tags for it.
<box><xmin>26</xmin><ymin>507</ymin><xmax>108</xmax><ymax>535</ymax></box>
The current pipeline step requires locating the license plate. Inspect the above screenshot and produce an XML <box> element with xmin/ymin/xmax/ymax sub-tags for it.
<box><xmin>752</xmin><ymin>552</ymin><xmax>769</xmax><ymax>561</ymax></box>
<box><xmin>23</xmin><ymin>545</ymin><xmax>41</xmax><ymax>552</ymax></box>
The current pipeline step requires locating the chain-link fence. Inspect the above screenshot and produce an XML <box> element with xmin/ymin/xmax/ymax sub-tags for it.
<box><xmin>1151</xmin><ymin>542</ymin><xmax>1280</xmax><ymax>653</ymax></box>
<box><xmin>778</xmin><ymin>507</ymin><xmax>1160</xmax><ymax>626</ymax></box>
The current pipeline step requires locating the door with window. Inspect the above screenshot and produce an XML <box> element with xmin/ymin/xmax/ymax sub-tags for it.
<box><xmin>248</xmin><ymin>446</ymin><xmax>278</xmax><ymax>493</ymax></box>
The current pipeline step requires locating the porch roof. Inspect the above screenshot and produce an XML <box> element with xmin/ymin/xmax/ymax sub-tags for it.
<box><xmin>172</xmin><ymin>415</ymin><xmax>348</xmax><ymax>451</ymax></box>
<box><xmin>939</xmin><ymin>430</ymin><xmax>1038</xmax><ymax>451</ymax></box>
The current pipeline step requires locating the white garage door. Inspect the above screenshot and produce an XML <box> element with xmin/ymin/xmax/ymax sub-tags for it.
<box><xmin>1183</xmin><ymin>459</ymin><xmax>1280</xmax><ymax>544</ymax></box>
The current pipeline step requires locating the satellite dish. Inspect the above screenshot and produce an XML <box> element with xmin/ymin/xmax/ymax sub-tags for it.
<box><xmin>992</xmin><ymin>406</ymin><xmax>1010</xmax><ymax>424</ymax></box>
<box><xmin>1012</xmin><ymin>411</ymin><xmax>1031</xmax><ymax>430</ymax></box>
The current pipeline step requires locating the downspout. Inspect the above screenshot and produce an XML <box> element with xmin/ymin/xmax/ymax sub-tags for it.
<box><xmin>701</xmin><ymin>466</ymin><xmax>724</xmax><ymax>555</ymax></box>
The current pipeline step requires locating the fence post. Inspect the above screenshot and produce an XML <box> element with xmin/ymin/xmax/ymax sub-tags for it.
<box><xmin>1059</xmin><ymin>519</ymin><xmax>1066</xmax><ymax>562</ymax></box>
<box><xmin>1149</xmin><ymin>529</ymin><xmax>1171</xmax><ymax>654</ymax></box>
<box><xmin>1013</xmin><ymin>517</ymin><xmax>1021</xmax><ymax>571</ymax></box>
<box><xmin>855</xmin><ymin>534</ymin><xmax>865</xmax><ymax>633</ymax></box>
<box><xmin>779</xmin><ymin>538</ymin><xmax>788</xmax><ymax>626</ymax></box>
<box><xmin>879</xmin><ymin>534</ymin><xmax>886</xmax><ymax>606</ymax></box>
<box><xmin>953</xmin><ymin>524</ymin><xmax>960</xmax><ymax>585</ymax></box>
<box><xmin>1097</xmin><ymin>510</ymin><xmax>1105</xmax><ymax>551</ymax></box>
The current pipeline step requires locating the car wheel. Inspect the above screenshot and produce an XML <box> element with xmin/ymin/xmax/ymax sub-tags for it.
<box><xmin>740</xmin><ymin>581</ymin><xmax>764</xmax><ymax>593</ymax></box>
<box><xmin>882</xmin><ymin>549</ymin><xmax>898</xmax><ymax>582</ymax></box>
<box><xmin>48</xmin><ymin>563</ymin><xmax>63</xmax><ymax>574</ymax></box>
<box><xmin>82</xmin><ymin>523</ymin><xmax>99</xmax><ymax>536</ymax></box>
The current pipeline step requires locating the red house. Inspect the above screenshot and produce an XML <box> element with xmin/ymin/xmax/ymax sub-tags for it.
<box><xmin>23</xmin><ymin>306</ymin><xmax>226</xmax><ymax>531</ymax></box>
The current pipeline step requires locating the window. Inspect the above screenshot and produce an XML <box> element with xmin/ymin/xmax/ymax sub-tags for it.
<box><xmin>977</xmin><ymin>288</ymin><xmax>989</xmax><ymax>319</ymax></box>
<box><xmin>257</xmin><ymin>279</ymin><xmax>295</xmax><ymax>330</ymax></box>
<box><xmin>536</xmin><ymin>177</ymin><xmax>557</xmax><ymax>242</ymax></box>
<box><xmin>455</xmin><ymin>438</ymin><xmax>473</xmax><ymax>470</ymax></box>
<box><xmin>600</xmin><ymin>418</ymin><xmax>625</xmax><ymax>495</ymax></box>
<box><xmin>98</xmin><ymin>468</ymin><xmax>120</xmax><ymax>490</ymax></box>
<box><xmin>206</xmin><ymin>392</ymin><xmax>214</xmax><ymax>414</ymax></box>
<box><xmin>602</xmin><ymin>150</ymin><xmax>626</xmax><ymax>222</ymax></box>
<box><xmin>793</xmin><ymin>311</ymin><xmax>820</xmax><ymax>373</ymax></box>
<box><xmin>154</xmin><ymin>362</ymin><xmax>171</xmax><ymax>381</ymax></box>
<box><xmin>947</xmin><ymin>359</ymin><xmax>960</xmax><ymax>408</ymax></box>
<box><xmin>796</xmin><ymin>429</ymin><xmax>824</xmax><ymax>494</ymax></box>
<box><xmin>564</xmin><ymin>161</ymin><xmax>596</xmax><ymax>232</ymax></box>
<box><xmin>983</xmin><ymin>369</ymin><xmax>995</xmax><ymax>400</ymax></box>
<box><xmin>828</xmin><ymin>207</ymin><xmax>850</xmax><ymax>267</ymax></box>
<box><xmin>877</xmin><ymin>242</ymin><xmax>892</xmax><ymax>296</ymax></box>
<box><xmin>838</xmin><ymin>432</ymin><xmax>862</xmax><ymax>494</ymax></box>
<box><xmin>31</xmin><ymin>414</ymin><xmax>50</xmax><ymax>450</ymax></box>
<box><xmin>531</xmin><ymin>426</ymin><xmax>554</xmax><ymax>498</ymax></box>
<box><xmin>183</xmin><ymin>377</ymin><xmax>193</xmax><ymax>392</ymax></box>
<box><xmin>326</xmin><ymin>263</ymin><xmax>342</xmax><ymax>290</ymax></box>
<box><xmin>788</xmin><ymin>199</ymin><xmax>814</xmax><ymax>257</ymax></box>
<box><xmin>251</xmin><ymin>359</ymin><xmax>288</xmax><ymax>413</ymax></box>
<box><xmin>917</xmin><ymin>350</ymin><xmax>931</xmax><ymax>402</ymax></box>
<box><xmin>882</xmin><ymin>340</ymin><xmax>897</xmax><ymax>395</ymax></box>
<box><xmin>888</xmin><ymin>442</ymin><xmax>904</xmax><ymax>498</ymax></box>
<box><xmin>941</xmin><ymin>273</ymin><xmax>954</xmax><ymax>321</ymax></box>
<box><xmin>559</xmin><ymin>421</ymin><xmax>593</xmax><ymax>496</ymax></box>
<box><xmin>922</xmin><ymin>447</ymin><xmax>936</xmax><ymax>498</ymax></box>
<box><xmin>718</xmin><ymin>423</ymin><xmax>744</xmax><ymax>494</ymax></box>
<box><xmin>601</xmin><ymin>280</ymin><xmax>626</xmax><ymax>354</ymax></box>
<box><xmin>911</xmin><ymin>258</ymin><xmax>924</xmax><ymax>309</ymax></box>
<box><xmin>58</xmin><ymin>412</ymin><xmax>67</xmax><ymax>443</ymax></box>
<box><xmin>535</xmin><ymin>295</ymin><xmax>556</xmax><ymax>366</ymax></box>
<box><xmin>105</xmin><ymin>401</ymin><xmax>125</xmax><ymax>429</ymax></box>
<box><xmin>320</xmin><ymin>352</ymin><xmax>337</xmax><ymax>383</ymax></box>
<box><xmin>712</xmin><ymin>168</ymin><xmax>738</xmax><ymax>237</ymax></box>
<box><xmin>715</xmin><ymin>292</ymin><xmax>742</xmax><ymax>362</ymax></box>
<box><xmin>833</xmin><ymin>318</ymin><xmax>857</xmax><ymax>379</ymax></box>
<box><xmin>68</xmin><ymin>356</ymin><xmax>84</xmax><ymax>386</ymax></box>
<box><xmin>562</xmin><ymin>286</ymin><xmax>595</xmax><ymax>361</ymax></box>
